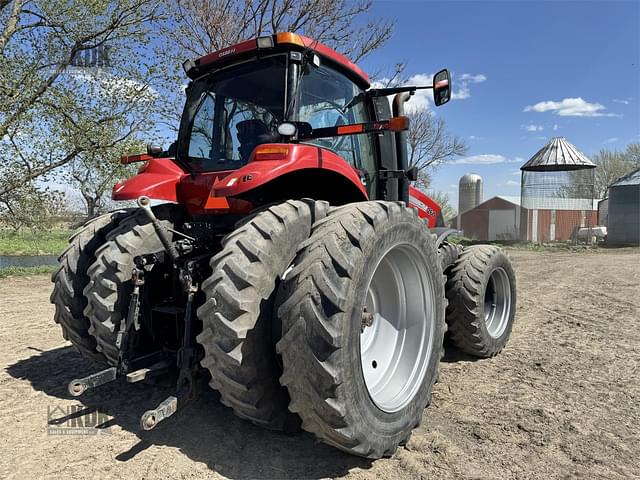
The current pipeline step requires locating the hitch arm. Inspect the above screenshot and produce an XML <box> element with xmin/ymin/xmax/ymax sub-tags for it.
<box><xmin>137</xmin><ymin>196</ymin><xmax>180</xmax><ymax>263</ymax></box>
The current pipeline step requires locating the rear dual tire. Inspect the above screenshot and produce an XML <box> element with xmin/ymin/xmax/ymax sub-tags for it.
<box><xmin>83</xmin><ymin>205</ymin><xmax>181</xmax><ymax>365</ymax></box>
<box><xmin>276</xmin><ymin>202</ymin><xmax>446</xmax><ymax>458</ymax></box>
<box><xmin>196</xmin><ymin>200</ymin><xmax>329</xmax><ymax>431</ymax></box>
<box><xmin>50</xmin><ymin>210</ymin><xmax>132</xmax><ymax>363</ymax></box>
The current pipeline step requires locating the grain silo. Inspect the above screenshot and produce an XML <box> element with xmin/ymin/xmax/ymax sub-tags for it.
<box><xmin>459</xmin><ymin>173</ymin><xmax>483</xmax><ymax>215</ymax></box>
<box><xmin>520</xmin><ymin>137</ymin><xmax>596</xmax><ymax>242</ymax></box>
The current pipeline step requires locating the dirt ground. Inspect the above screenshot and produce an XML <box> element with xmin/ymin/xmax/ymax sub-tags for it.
<box><xmin>1</xmin><ymin>249</ymin><xmax>638</xmax><ymax>480</ymax></box>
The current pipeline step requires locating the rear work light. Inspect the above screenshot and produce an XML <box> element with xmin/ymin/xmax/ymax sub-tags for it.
<box><xmin>253</xmin><ymin>146</ymin><xmax>289</xmax><ymax>161</ymax></box>
<box><xmin>256</xmin><ymin>36</ymin><xmax>274</xmax><ymax>49</ymax></box>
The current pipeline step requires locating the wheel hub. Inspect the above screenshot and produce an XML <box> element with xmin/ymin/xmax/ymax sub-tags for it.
<box><xmin>483</xmin><ymin>267</ymin><xmax>512</xmax><ymax>338</ymax></box>
<box><xmin>359</xmin><ymin>243</ymin><xmax>436</xmax><ymax>413</ymax></box>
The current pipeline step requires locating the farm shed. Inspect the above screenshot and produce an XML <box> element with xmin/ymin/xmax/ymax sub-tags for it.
<box><xmin>606</xmin><ymin>168</ymin><xmax>640</xmax><ymax>245</ymax></box>
<box><xmin>459</xmin><ymin>196</ymin><xmax>522</xmax><ymax>241</ymax></box>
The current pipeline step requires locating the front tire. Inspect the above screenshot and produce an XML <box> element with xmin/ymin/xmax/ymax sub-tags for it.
<box><xmin>445</xmin><ymin>245</ymin><xmax>517</xmax><ymax>357</ymax></box>
<box><xmin>276</xmin><ymin>202</ymin><xmax>446</xmax><ymax>458</ymax></box>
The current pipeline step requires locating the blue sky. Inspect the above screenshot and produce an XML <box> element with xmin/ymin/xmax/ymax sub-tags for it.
<box><xmin>358</xmin><ymin>0</ymin><xmax>640</xmax><ymax>207</ymax></box>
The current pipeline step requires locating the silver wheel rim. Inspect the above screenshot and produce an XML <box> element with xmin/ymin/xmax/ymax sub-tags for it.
<box><xmin>359</xmin><ymin>243</ymin><xmax>436</xmax><ymax>413</ymax></box>
<box><xmin>484</xmin><ymin>267</ymin><xmax>512</xmax><ymax>338</ymax></box>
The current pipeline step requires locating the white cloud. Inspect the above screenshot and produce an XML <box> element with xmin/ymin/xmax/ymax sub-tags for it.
<box><xmin>452</xmin><ymin>87</ymin><xmax>470</xmax><ymax>100</ymax></box>
<box><xmin>454</xmin><ymin>154</ymin><xmax>522</xmax><ymax>165</ymax></box>
<box><xmin>459</xmin><ymin>73</ymin><xmax>487</xmax><ymax>83</ymax></box>
<box><xmin>604</xmin><ymin>137</ymin><xmax>619</xmax><ymax>143</ymax></box>
<box><xmin>452</xmin><ymin>73</ymin><xmax>486</xmax><ymax>100</ymax></box>
<box><xmin>553</xmin><ymin>124</ymin><xmax>559</xmax><ymax>131</ymax></box>
<box><xmin>511</xmin><ymin>169</ymin><xmax>522</xmax><ymax>176</ymax></box>
<box><xmin>372</xmin><ymin>73</ymin><xmax>434</xmax><ymax>113</ymax></box>
<box><xmin>523</xmin><ymin>97</ymin><xmax>620</xmax><ymax>117</ymax></box>
<box><xmin>521</xmin><ymin>124</ymin><xmax>543</xmax><ymax>132</ymax></box>
<box><xmin>612</xmin><ymin>98</ymin><xmax>631</xmax><ymax>105</ymax></box>
<box><xmin>504</xmin><ymin>180</ymin><xmax>520</xmax><ymax>186</ymax></box>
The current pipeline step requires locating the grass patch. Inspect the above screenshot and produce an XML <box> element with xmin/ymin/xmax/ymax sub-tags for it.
<box><xmin>0</xmin><ymin>265</ymin><xmax>57</xmax><ymax>278</ymax></box>
<box><xmin>0</xmin><ymin>229</ymin><xmax>72</xmax><ymax>255</ymax></box>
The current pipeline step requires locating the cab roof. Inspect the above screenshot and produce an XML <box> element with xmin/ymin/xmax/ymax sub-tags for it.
<box><xmin>186</xmin><ymin>32</ymin><xmax>370</xmax><ymax>89</ymax></box>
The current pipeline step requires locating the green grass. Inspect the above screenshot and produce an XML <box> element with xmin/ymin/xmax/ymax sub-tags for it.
<box><xmin>0</xmin><ymin>265</ymin><xmax>57</xmax><ymax>278</ymax></box>
<box><xmin>0</xmin><ymin>229</ymin><xmax>72</xmax><ymax>255</ymax></box>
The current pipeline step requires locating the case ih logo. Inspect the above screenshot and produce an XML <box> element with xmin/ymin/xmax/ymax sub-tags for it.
<box><xmin>47</xmin><ymin>404</ymin><xmax>112</xmax><ymax>435</ymax></box>
<box><xmin>218</xmin><ymin>47</ymin><xmax>236</xmax><ymax>58</ymax></box>
<box><xmin>71</xmin><ymin>45</ymin><xmax>111</xmax><ymax>68</ymax></box>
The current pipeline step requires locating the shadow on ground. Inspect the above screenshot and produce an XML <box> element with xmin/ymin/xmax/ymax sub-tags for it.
<box><xmin>6</xmin><ymin>346</ymin><xmax>372</xmax><ymax>479</ymax></box>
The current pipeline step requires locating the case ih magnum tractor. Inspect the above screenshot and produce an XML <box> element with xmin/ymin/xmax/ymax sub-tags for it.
<box><xmin>51</xmin><ymin>32</ymin><xmax>516</xmax><ymax>458</ymax></box>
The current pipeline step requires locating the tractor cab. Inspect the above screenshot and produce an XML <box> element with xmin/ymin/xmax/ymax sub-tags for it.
<box><xmin>117</xmin><ymin>33</ymin><xmax>450</xmax><ymax>225</ymax></box>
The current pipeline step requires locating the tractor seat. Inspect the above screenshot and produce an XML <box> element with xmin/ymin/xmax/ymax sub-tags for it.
<box><xmin>236</xmin><ymin>119</ymin><xmax>275</xmax><ymax>162</ymax></box>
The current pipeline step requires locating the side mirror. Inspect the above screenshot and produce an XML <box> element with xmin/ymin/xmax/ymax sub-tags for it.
<box><xmin>433</xmin><ymin>69</ymin><xmax>451</xmax><ymax>106</ymax></box>
<box><xmin>406</xmin><ymin>166</ymin><xmax>419</xmax><ymax>182</ymax></box>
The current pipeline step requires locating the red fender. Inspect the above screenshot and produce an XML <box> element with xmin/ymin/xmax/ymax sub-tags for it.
<box><xmin>112</xmin><ymin>158</ymin><xmax>185</xmax><ymax>202</ymax></box>
<box><xmin>409</xmin><ymin>185</ymin><xmax>441</xmax><ymax>228</ymax></box>
<box><xmin>112</xmin><ymin>144</ymin><xmax>368</xmax><ymax>215</ymax></box>
<box><xmin>206</xmin><ymin>144</ymin><xmax>367</xmax><ymax>198</ymax></box>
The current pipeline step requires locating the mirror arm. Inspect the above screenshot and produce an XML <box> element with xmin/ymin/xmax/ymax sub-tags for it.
<box><xmin>367</xmin><ymin>85</ymin><xmax>432</xmax><ymax>97</ymax></box>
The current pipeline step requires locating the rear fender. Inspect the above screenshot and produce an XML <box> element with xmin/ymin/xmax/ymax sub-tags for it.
<box><xmin>211</xmin><ymin>143</ymin><xmax>368</xmax><ymax>199</ymax></box>
<box><xmin>112</xmin><ymin>158</ymin><xmax>185</xmax><ymax>203</ymax></box>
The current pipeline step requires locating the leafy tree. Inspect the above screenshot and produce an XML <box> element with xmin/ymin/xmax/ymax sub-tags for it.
<box><xmin>426</xmin><ymin>190</ymin><xmax>457</xmax><ymax>222</ymax></box>
<box><xmin>66</xmin><ymin>140</ymin><xmax>141</xmax><ymax>219</ymax></box>
<box><xmin>0</xmin><ymin>0</ymin><xmax>163</xmax><ymax>206</ymax></box>
<box><xmin>592</xmin><ymin>142</ymin><xmax>640</xmax><ymax>197</ymax></box>
<box><xmin>0</xmin><ymin>183</ymin><xmax>67</xmax><ymax>230</ymax></box>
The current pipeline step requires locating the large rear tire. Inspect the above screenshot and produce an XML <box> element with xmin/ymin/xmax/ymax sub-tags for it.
<box><xmin>196</xmin><ymin>200</ymin><xmax>328</xmax><ymax>431</ymax></box>
<box><xmin>276</xmin><ymin>202</ymin><xmax>446</xmax><ymax>458</ymax></box>
<box><xmin>445</xmin><ymin>245</ymin><xmax>517</xmax><ymax>357</ymax></box>
<box><xmin>83</xmin><ymin>205</ymin><xmax>181</xmax><ymax>365</ymax></box>
<box><xmin>50</xmin><ymin>210</ymin><xmax>131</xmax><ymax>363</ymax></box>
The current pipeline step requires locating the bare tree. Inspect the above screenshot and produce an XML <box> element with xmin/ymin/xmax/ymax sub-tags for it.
<box><xmin>407</xmin><ymin>109</ymin><xmax>467</xmax><ymax>182</ymax></box>
<box><xmin>167</xmin><ymin>0</ymin><xmax>393</xmax><ymax>62</ymax></box>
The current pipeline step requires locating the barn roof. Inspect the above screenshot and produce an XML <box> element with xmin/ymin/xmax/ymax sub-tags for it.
<box><xmin>521</xmin><ymin>137</ymin><xmax>596</xmax><ymax>171</ymax></box>
<box><xmin>610</xmin><ymin>167</ymin><xmax>640</xmax><ymax>187</ymax></box>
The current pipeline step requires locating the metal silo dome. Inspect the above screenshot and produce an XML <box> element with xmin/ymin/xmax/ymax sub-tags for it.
<box><xmin>459</xmin><ymin>173</ymin><xmax>483</xmax><ymax>214</ymax></box>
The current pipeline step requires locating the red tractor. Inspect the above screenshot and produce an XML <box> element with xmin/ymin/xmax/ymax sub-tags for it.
<box><xmin>51</xmin><ymin>32</ymin><xmax>516</xmax><ymax>458</ymax></box>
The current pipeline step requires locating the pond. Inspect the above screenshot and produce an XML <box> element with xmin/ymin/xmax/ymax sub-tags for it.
<box><xmin>0</xmin><ymin>255</ymin><xmax>59</xmax><ymax>268</ymax></box>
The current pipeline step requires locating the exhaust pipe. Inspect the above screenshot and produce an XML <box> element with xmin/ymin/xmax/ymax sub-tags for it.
<box><xmin>392</xmin><ymin>92</ymin><xmax>412</xmax><ymax>206</ymax></box>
